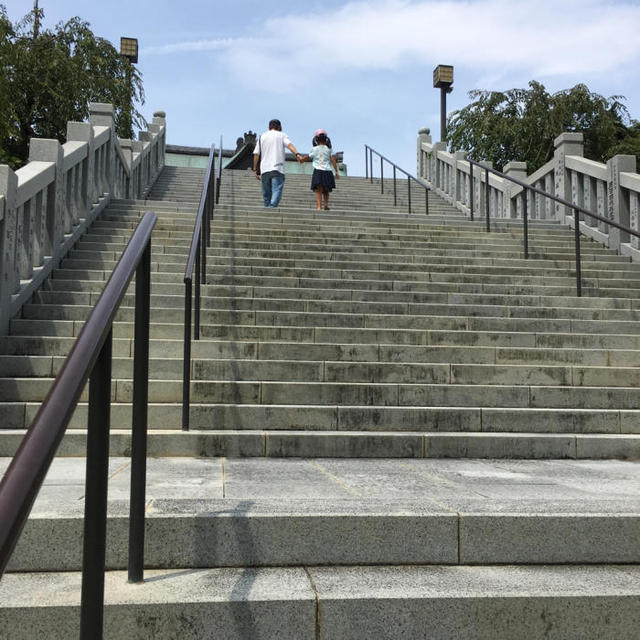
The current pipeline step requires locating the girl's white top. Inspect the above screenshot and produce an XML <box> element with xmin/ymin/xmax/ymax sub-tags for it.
<box><xmin>309</xmin><ymin>145</ymin><xmax>334</xmax><ymax>171</ymax></box>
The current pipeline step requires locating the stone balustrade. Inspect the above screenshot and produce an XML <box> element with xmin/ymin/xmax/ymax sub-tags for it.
<box><xmin>417</xmin><ymin>129</ymin><xmax>640</xmax><ymax>260</ymax></box>
<box><xmin>0</xmin><ymin>103</ymin><xmax>166</xmax><ymax>334</ymax></box>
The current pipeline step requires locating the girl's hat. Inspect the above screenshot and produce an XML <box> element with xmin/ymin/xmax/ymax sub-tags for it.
<box><xmin>314</xmin><ymin>129</ymin><xmax>327</xmax><ymax>137</ymax></box>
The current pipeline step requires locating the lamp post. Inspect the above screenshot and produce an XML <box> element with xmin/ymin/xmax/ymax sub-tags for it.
<box><xmin>433</xmin><ymin>64</ymin><xmax>453</xmax><ymax>142</ymax></box>
<box><xmin>120</xmin><ymin>37</ymin><xmax>138</xmax><ymax>64</ymax></box>
<box><xmin>119</xmin><ymin>38</ymin><xmax>139</xmax><ymax>139</ymax></box>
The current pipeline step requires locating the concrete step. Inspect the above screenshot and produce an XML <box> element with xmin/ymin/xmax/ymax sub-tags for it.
<box><xmin>6</xmin><ymin>563</ymin><xmax>640</xmax><ymax>639</ymax></box>
<box><xmin>3</xmin><ymin>428</ymin><xmax>640</xmax><ymax>459</ymax></box>
<box><xmin>5</xmin><ymin>456</ymin><xmax>640</xmax><ymax>569</ymax></box>
<box><xmin>21</xmin><ymin>295</ymin><xmax>640</xmax><ymax>323</ymax></box>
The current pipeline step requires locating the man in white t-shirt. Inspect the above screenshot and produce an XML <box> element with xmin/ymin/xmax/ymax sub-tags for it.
<box><xmin>253</xmin><ymin>119</ymin><xmax>302</xmax><ymax>207</ymax></box>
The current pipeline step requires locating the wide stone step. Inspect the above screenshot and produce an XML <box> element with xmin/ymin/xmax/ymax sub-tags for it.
<box><xmin>4</xmin><ymin>455</ymin><xmax>640</xmax><ymax>571</ymax></box>
<box><xmin>5</xmin><ymin>373</ymin><xmax>640</xmax><ymax>409</ymax></box>
<box><xmin>5</xmin><ymin>563</ymin><xmax>640</xmax><ymax>639</ymax></box>
<box><xmin>39</xmin><ymin>278</ymin><xmax>640</xmax><ymax>313</ymax></box>
<box><xmin>21</xmin><ymin>296</ymin><xmax>640</xmax><ymax>323</ymax></box>
<box><xmin>52</xmin><ymin>260</ymin><xmax>640</xmax><ymax>294</ymax></box>
<box><xmin>4</xmin><ymin>335</ymin><xmax>640</xmax><ymax>368</ymax></box>
<box><xmin>5</xmin><ymin>351</ymin><xmax>640</xmax><ymax>388</ymax></box>
<box><xmin>64</xmin><ymin>251</ymin><xmax>640</xmax><ymax>281</ymax></box>
<box><xmin>3</xmin><ymin>428</ymin><xmax>640</xmax><ymax>458</ymax></box>
<box><xmin>1</xmin><ymin>398</ymin><xmax>635</xmax><ymax>437</ymax></box>
<box><xmin>12</xmin><ymin>310</ymin><xmax>640</xmax><ymax>339</ymax></box>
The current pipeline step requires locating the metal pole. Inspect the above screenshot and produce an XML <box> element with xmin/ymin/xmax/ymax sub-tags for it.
<box><xmin>128</xmin><ymin>243</ymin><xmax>150</xmax><ymax>584</ymax></box>
<box><xmin>182</xmin><ymin>281</ymin><xmax>192</xmax><ymax>431</ymax></box>
<box><xmin>425</xmin><ymin>188</ymin><xmax>429</xmax><ymax>215</ymax></box>
<box><xmin>407</xmin><ymin>178</ymin><xmax>412</xmax><ymax>214</ymax></box>
<box><xmin>523</xmin><ymin>190</ymin><xmax>529</xmax><ymax>259</ymax></box>
<box><xmin>393</xmin><ymin>166</ymin><xmax>397</xmax><ymax>206</ymax></box>
<box><xmin>440</xmin><ymin>86</ymin><xmax>447</xmax><ymax>141</ymax></box>
<box><xmin>365</xmin><ymin>146</ymin><xmax>368</xmax><ymax>179</ymax></box>
<box><xmin>485</xmin><ymin>167</ymin><xmax>491</xmax><ymax>233</ymax></box>
<box><xmin>469</xmin><ymin>163</ymin><xmax>474</xmax><ymax>221</ymax></box>
<box><xmin>207</xmin><ymin>165</ymin><xmax>213</xmax><ymax>247</ymax></box>
<box><xmin>79</xmin><ymin>330</ymin><xmax>113</xmax><ymax>640</ymax></box>
<box><xmin>195</xmin><ymin>240</ymin><xmax>201</xmax><ymax>340</ymax></box>
<box><xmin>216</xmin><ymin>139</ymin><xmax>222</xmax><ymax>205</ymax></box>
<box><xmin>380</xmin><ymin>157</ymin><xmax>384</xmax><ymax>194</ymax></box>
<box><xmin>574</xmin><ymin>207</ymin><xmax>582</xmax><ymax>297</ymax></box>
<box><xmin>370</xmin><ymin>149</ymin><xmax>373</xmax><ymax>184</ymax></box>
<box><xmin>201</xmin><ymin>207</ymin><xmax>207</xmax><ymax>287</ymax></box>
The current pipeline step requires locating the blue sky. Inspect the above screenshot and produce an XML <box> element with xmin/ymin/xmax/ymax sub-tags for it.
<box><xmin>3</xmin><ymin>0</ymin><xmax>640</xmax><ymax>175</ymax></box>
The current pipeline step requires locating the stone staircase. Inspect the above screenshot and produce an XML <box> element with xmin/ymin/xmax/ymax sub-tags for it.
<box><xmin>2</xmin><ymin>166</ymin><xmax>640</xmax><ymax>638</ymax></box>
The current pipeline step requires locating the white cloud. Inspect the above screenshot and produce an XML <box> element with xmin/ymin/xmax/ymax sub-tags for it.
<box><xmin>142</xmin><ymin>0</ymin><xmax>640</xmax><ymax>91</ymax></box>
<box><xmin>141</xmin><ymin>38</ymin><xmax>237</xmax><ymax>55</ymax></box>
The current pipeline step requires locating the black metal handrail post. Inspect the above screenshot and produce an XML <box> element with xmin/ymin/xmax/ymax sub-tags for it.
<box><xmin>380</xmin><ymin>157</ymin><xmax>384</xmax><ymax>194</ymax></box>
<box><xmin>370</xmin><ymin>148</ymin><xmax>373</xmax><ymax>183</ymax></box>
<box><xmin>393</xmin><ymin>166</ymin><xmax>397</xmax><ymax>206</ymax></box>
<box><xmin>215</xmin><ymin>141</ymin><xmax>223</xmax><ymax>205</ymax></box>
<box><xmin>0</xmin><ymin>212</ymin><xmax>156</xmax><ymax>639</ymax></box>
<box><xmin>80</xmin><ymin>329</ymin><xmax>112</xmax><ymax>637</ymax></box>
<box><xmin>522</xmin><ymin>190</ymin><xmax>529</xmax><ymax>259</ymax></box>
<box><xmin>182</xmin><ymin>143</ymin><xmax>216</xmax><ymax>431</ymax></box>
<box><xmin>470</xmin><ymin>163</ymin><xmax>474</xmax><ymax>221</ymax></box>
<box><xmin>128</xmin><ymin>242</ymin><xmax>151</xmax><ymax>583</ymax></box>
<box><xmin>182</xmin><ymin>280</ymin><xmax>192</xmax><ymax>431</ymax></box>
<box><xmin>195</xmin><ymin>243</ymin><xmax>201</xmax><ymax>340</ymax></box>
<box><xmin>424</xmin><ymin>180</ymin><xmax>429</xmax><ymax>215</ymax></box>
<box><xmin>485</xmin><ymin>167</ymin><xmax>490</xmax><ymax>232</ymax></box>
<box><xmin>365</xmin><ymin>146</ymin><xmax>369</xmax><ymax>179</ymax></box>
<box><xmin>574</xmin><ymin>207</ymin><xmax>583</xmax><ymax>296</ymax></box>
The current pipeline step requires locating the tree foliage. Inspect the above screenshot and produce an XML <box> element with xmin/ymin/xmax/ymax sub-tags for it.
<box><xmin>0</xmin><ymin>5</ymin><xmax>145</xmax><ymax>169</ymax></box>
<box><xmin>446</xmin><ymin>81</ymin><xmax>639</xmax><ymax>173</ymax></box>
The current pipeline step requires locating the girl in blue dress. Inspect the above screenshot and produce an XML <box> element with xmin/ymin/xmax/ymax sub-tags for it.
<box><xmin>300</xmin><ymin>130</ymin><xmax>339</xmax><ymax>210</ymax></box>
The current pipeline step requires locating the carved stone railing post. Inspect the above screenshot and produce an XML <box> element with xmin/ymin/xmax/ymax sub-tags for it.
<box><xmin>607</xmin><ymin>154</ymin><xmax>637</xmax><ymax>251</ymax></box>
<box><xmin>452</xmin><ymin>151</ymin><xmax>466</xmax><ymax>206</ymax></box>
<box><xmin>504</xmin><ymin>161</ymin><xmax>527</xmax><ymax>218</ymax></box>
<box><xmin>432</xmin><ymin>142</ymin><xmax>447</xmax><ymax>194</ymax></box>
<box><xmin>152</xmin><ymin>111</ymin><xmax>166</xmax><ymax>173</ymax></box>
<box><xmin>119</xmin><ymin>139</ymin><xmax>133</xmax><ymax>199</ymax></box>
<box><xmin>417</xmin><ymin>128</ymin><xmax>431</xmax><ymax>178</ymax></box>
<box><xmin>0</xmin><ymin>167</ymin><xmax>18</xmax><ymax>334</ymax></box>
<box><xmin>139</xmin><ymin>131</ymin><xmax>151</xmax><ymax>192</ymax></box>
<box><xmin>67</xmin><ymin>121</ymin><xmax>95</xmax><ymax>213</ymax></box>
<box><xmin>28</xmin><ymin>139</ymin><xmax>65</xmax><ymax>261</ymax></box>
<box><xmin>89</xmin><ymin>103</ymin><xmax>116</xmax><ymax>197</ymax></box>
<box><xmin>554</xmin><ymin>132</ymin><xmax>584</xmax><ymax>221</ymax></box>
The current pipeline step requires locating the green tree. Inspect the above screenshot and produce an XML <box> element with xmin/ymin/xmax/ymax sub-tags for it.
<box><xmin>0</xmin><ymin>5</ymin><xmax>145</xmax><ymax>169</ymax></box>
<box><xmin>446</xmin><ymin>81</ymin><xmax>638</xmax><ymax>173</ymax></box>
<box><xmin>607</xmin><ymin>121</ymin><xmax>640</xmax><ymax>166</ymax></box>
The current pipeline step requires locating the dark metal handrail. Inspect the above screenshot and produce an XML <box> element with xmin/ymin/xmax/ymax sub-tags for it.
<box><xmin>466</xmin><ymin>158</ymin><xmax>640</xmax><ymax>296</ymax></box>
<box><xmin>364</xmin><ymin>144</ymin><xmax>430</xmax><ymax>215</ymax></box>
<box><xmin>182</xmin><ymin>144</ymin><xmax>217</xmax><ymax>431</ymax></box>
<box><xmin>215</xmin><ymin>137</ymin><xmax>223</xmax><ymax>205</ymax></box>
<box><xmin>0</xmin><ymin>211</ymin><xmax>156</xmax><ymax>638</ymax></box>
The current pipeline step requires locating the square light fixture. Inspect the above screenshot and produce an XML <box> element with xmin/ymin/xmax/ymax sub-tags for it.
<box><xmin>433</xmin><ymin>64</ymin><xmax>454</xmax><ymax>88</ymax></box>
<box><xmin>120</xmin><ymin>37</ymin><xmax>139</xmax><ymax>64</ymax></box>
